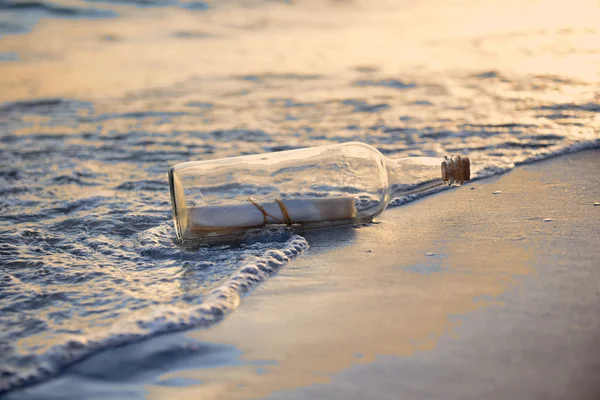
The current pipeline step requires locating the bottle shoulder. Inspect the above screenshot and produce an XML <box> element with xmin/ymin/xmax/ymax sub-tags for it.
<box><xmin>171</xmin><ymin>141</ymin><xmax>386</xmax><ymax>174</ymax></box>
<box><xmin>337</xmin><ymin>141</ymin><xmax>385</xmax><ymax>157</ymax></box>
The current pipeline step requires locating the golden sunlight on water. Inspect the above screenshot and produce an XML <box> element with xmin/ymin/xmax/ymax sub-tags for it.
<box><xmin>1</xmin><ymin>0</ymin><xmax>599</xmax><ymax>102</ymax></box>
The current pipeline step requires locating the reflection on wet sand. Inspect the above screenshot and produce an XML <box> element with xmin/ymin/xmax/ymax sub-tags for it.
<box><xmin>147</xmin><ymin>169</ymin><xmax>541</xmax><ymax>399</ymax></box>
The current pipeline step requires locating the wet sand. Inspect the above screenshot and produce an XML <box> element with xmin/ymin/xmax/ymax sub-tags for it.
<box><xmin>9</xmin><ymin>150</ymin><xmax>600</xmax><ymax>400</ymax></box>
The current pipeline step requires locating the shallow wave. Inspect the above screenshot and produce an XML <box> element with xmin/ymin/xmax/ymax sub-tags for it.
<box><xmin>388</xmin><ymin>136</ymin><xmax>600</xmax><ymax>206</ymax></box>
<box><xmin>0</xmin><ymin>1</ymin><xmax>115</xmax><ymax>17</ymax></box>
<box><xmin>0</xmin><ymin>223</ymin><xmax>308</xmax><ymax>394</ymax></box>
<box><xmin>0</xmin><ymin>98</ymin><xmax>94</xmax><ymax>114</ymax></box>
<box><xmin>0</xmin><ymin>1</ymin><xmax>117</xmax><ymax>37</ymax></box>
<box><xmin>84</xmin><ymin>0</ymin><xmax>210</xmax><ymax>10</ymax></box>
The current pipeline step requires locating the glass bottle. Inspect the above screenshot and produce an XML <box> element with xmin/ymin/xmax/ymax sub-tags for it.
<box><xmin>169</xmin><ymin>142</ymin><xmax>470</xmax><ymax>241</ymax></box>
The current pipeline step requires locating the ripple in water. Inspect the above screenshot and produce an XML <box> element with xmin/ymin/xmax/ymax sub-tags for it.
<box><xmin>0</xmin><ymin>215</ymin><xmax>307</xmax><ymax>393</ymax></box>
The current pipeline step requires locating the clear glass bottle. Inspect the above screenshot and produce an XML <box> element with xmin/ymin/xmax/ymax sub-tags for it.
<box><xmin>169</xmin><ymin>142</ymin><xmax>470</xmax><ymax>241</ymax></box>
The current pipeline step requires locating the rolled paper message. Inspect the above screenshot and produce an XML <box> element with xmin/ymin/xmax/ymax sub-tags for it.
<box><xmin>187</xmin><ymin>196</ymin><xmax>357</xmax><ymax>234</ymax></box>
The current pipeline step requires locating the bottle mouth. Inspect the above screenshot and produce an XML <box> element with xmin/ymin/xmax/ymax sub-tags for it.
<box><xmin>441</xmin><ymin>155</ymin><xmax>470</xmax><ymax>186</ymax></box>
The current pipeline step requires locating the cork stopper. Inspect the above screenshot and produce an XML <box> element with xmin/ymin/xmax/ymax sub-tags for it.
<box><xmin>441</xmin><ymin>155</ymin><xmax>471</xmax><ymax>186</ymax></box>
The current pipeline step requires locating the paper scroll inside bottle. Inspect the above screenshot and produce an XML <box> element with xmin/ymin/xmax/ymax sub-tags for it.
<box><xmin>186</xmin><ymin>196</ymin><xmax>357</xmax><ymax>234</ymax></box>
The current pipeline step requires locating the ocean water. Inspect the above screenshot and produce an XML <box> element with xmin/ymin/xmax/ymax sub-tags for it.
<box><xmin>1</xmin><ymin>0</ymin><xmax>600</xmax><ymax>395</ymax></box>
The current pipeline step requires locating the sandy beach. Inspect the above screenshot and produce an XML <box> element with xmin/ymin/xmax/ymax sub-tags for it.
<box><xmin>7</xmin><ymin>149</ymin><xmax>599</xmax><ymax>400</ymax></box>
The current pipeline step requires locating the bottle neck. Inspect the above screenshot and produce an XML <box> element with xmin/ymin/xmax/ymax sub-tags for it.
<box><xmin>385</xmin><ymin>155</ymin><xmax>470</xmax><ymax>198</ymax></box>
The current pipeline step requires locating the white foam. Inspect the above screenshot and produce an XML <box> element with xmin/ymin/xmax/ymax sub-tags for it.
<box><xmin>0</xmin><ymin>234</ymin><xmax>308</xmax><ymax>395</ymax></box>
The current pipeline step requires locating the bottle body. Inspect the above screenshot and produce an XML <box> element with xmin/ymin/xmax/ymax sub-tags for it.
<box><xmin>169</xmin><ymin>142</ymin><xmax>468</xmax><ymax>241</ymax></box>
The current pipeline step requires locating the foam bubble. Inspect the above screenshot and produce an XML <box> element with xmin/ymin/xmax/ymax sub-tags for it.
<box><xmin>0</xmin><ymin>231</ymin><xmax>308</xmax><ymax>395</ymax></box>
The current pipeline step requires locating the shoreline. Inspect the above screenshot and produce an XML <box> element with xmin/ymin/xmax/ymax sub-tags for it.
<box><xmin>7</xmin><ymin>149</ymin><xmax>600</xmax><ymax>400</ymax></box>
